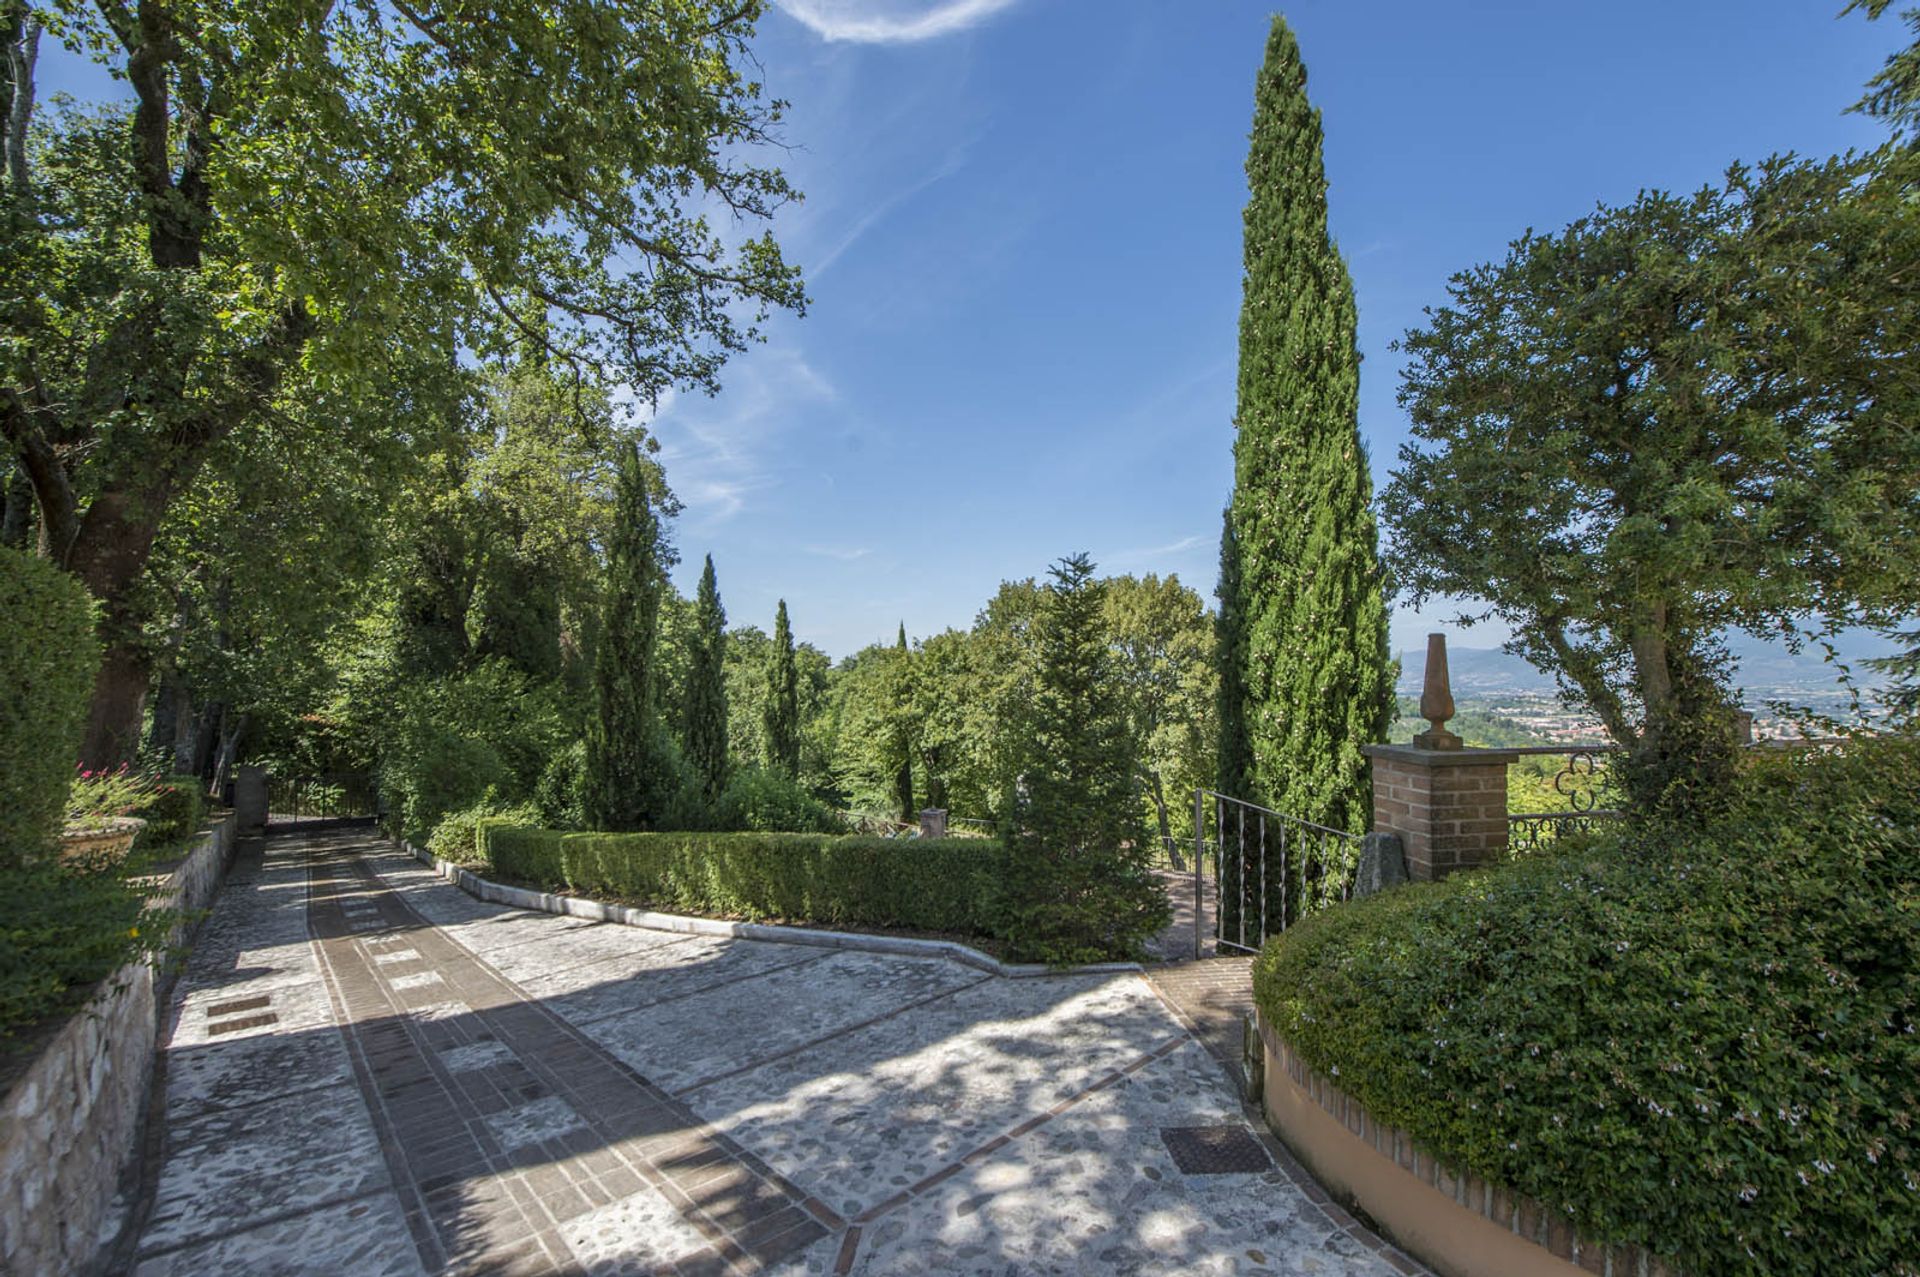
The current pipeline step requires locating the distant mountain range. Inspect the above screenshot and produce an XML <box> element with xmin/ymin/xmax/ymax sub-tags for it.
<box><xmin>1395</xmin><ymin>633</ymin><xmax>1898</xmax><ymax>698</ymax></box>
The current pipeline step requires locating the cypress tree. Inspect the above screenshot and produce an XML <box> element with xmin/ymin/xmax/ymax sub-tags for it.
<box><xmin>1215</xmin><ymin>17</ymin><xmax>1393</xmax><ymax>847</ymax></box>
<box><xmin>683</xmin><ymin>555</ymin><xmax>730</xmax><ymax>803</ymax></box>
<box><xmin>891</xmin><ymin>622</ymin><xmax>915</xmax><ymax>822</ymax></box>
<box><xmin>583</xmin><ymin>441</ymin><xmax>675</xmax><ymax>831</ymax></box>
<box><xmin>1003</xmin><ymin>554</ymin><xmax>1169</xmax><ymax>964</ymax></box>
<box><xmin>762</xmin><ymin>599</ymin><xmax>801</xmax><ymax>777</ymax></box>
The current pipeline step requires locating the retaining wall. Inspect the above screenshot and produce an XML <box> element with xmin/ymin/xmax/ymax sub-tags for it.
<box><xmin>1258</xmin><ymin>1017</ymin><xmax>1681</xmax><ymax>1277</ymax></box>
<box><xmin>0</xmin><ymin>813</ymin><xmax>238</xmax><ymax>1277</ymax></box>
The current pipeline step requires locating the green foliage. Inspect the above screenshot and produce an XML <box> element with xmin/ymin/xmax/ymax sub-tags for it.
<box><xmin>1216</xmin><ymin>16</ymin><xmax>1394</xmax><ymax>839</ymax></box>
<box><xmin>0</xmin><ymin>548</ymin><xmax>97</xmax><ymax>867</ymax></box>
<box><xmin>0</xmin><ymin>861</ymin><xmax>166</xmax><ymax>1046</ymax></box>
<box><xmin>1384</xmin><ymin>152</ymin><xmax>1920</xmax><ymax>814</ymax></box>
<box><xmin>584</xmin><ymin>441</ymin><xmax>678</xmax><ymax>831</ymax></box>
<box><xmin>684</xmin><ymin>556</ymin><xmax>730</xmax><ymax>803</ymax></box>
<box><xmin>713</xmin><ymin>766</ymin><xmax>846</xmax><ymax>835</ymax></box>
<box><xmin>762</xmin><ymin>600</ymin><xmax>801</xmax><ymax>777</ymax></box>
<box><xmin>2</xmin><ymin>1</ymin><xmax>804</xmax><ymax>760</ymax></box>
<box><xmin>1104</xmin><ymin>573</ymin><xmax>1215</xmax><ymax>853</ymax></box>
<box><xmin>1253</xmin><ymin>736</ymin><xmax>1920</xmax><ymax>1277</ymax></box>
<box><xmin>482</xmin><ymin>825</ymin><xmax>1008</xmax><ymax>939</ymax></box>
<box><xmin>1848</xmin><ymin>1</ymin><xmax>1920</xmax><ymax>142</ymax></box>
<box><xmin>533</xmin><ymin>741</ymin><xmax>589</xmax><ymax>831</ymax></box>
<box><xmin>130</xmin><ymin>776</ymin><xmax>207</xmax><ymax>849</ymax></box>
<box><xmin>426</xmin><ymin>793</ymin><xmax>544</xmax><ymax>864</ymax></box>
<box><xmin>382</xmin><ymin>719</ymin><xmax>510</xmax><ymax>845</ymax></box>
<box><xmin>1002</xmin><ymin>555</ymin><xmax>1169</xmax><ymax>965</ymax></box>
<box><xmin>890</xmin><ymin>624</ymin><xmax>916</xmax><ymax>820</ymax></box>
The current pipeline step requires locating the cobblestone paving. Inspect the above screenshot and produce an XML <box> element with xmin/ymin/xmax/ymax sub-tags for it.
<box><xmin>124</xmin><ymin>828</ymin><xmax>1422</xmax><ymax>1275</ymax></box>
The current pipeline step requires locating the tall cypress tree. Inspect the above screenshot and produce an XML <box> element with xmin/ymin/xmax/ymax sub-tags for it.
<box><xmin>762</xmin><ymin>599</ymin><xmax>801</xmax><ymax>777</ymax></box>
<box><xmin>1216</xmin><ymin>18</ymin><xmax>1393</xmax><ymax>839</ymax></box>
<box><xmin>684</xmin><ymin>555</ymin><xmax>729</xmax><ymax>804</ymax></box>
<box><xmin>584</xmin><ymin>441</ymin><xmax>675</xmax><ymax>831</ymax></box>
<box><xmin>891</xmin><ymin>622</ymin><xmax>916</xmax><ymax>822</ymax></box>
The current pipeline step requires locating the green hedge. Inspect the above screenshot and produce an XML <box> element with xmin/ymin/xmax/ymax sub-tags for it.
<box><xmin>480</xmin><ymin>825</ymin><xmax>1010</xmax><ymax>938</ymax></box>
<box><xmin>132</xmin><ymin>776</ymin><xmax>207</xmax><ymax>850</ymax></box>
<box><xmin>1253</xmin><ymin>736</ymin><xmax>1920</xmax><ymax>1277</ymax></box>
<box><xmin>0</xmin><ymin>550</ymin><xmax>98</xmax><ymax>868</ymax></box>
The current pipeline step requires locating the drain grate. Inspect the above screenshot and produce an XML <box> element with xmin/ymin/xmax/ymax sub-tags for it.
<box><xmin>207</xmin><ymin>1013</ymin><xmax>279</xmax><ymax>1036</ymax></box>
<box><xmin>1159</xmin><ymin>1124</ymin><xmax>1272</xmax><ymax>1175</ymax></box>
<box><xmin>207</xmin><ymin>995</ymin><xmax>272</xmax><ymax>1017</ymax></box>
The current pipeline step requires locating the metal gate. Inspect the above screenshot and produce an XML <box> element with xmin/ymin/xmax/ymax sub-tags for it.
<box><xmin>1195</xmin><ymin>788</ymin><xmax>1365</xmax><ymax>955</ymax></box>
<box><xmin>266</xmin><ymin>773</ymin><xmax>381</xmax><ymax>826</ymax></box>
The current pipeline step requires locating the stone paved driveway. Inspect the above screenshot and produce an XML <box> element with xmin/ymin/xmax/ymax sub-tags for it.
<box><xmin>121</xmin><ymin>828</ymin><xmax>1420</xmax><ymax>1276</ymax></box>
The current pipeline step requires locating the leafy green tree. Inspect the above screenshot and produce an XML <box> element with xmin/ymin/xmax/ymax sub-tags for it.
<box><xmin>684</xmin><ymin>556</ymin><xmax>730</xmax><ymax>804</ymax></box>
<box><xmin>0</xmin><ymin>2</ymin><xmax>802</xmax><ymax>765</ymax></box>
<box><xmin>1104</xmin><ymin>573</ymin><xmax>1216</xmax><ymax>859</ymax></box>
<box><xmin>1385</xmin><ymin>152</ymin><xmax>1920</xmax><ymax>813</ymax></box>
<box><xmin>1215</xmin><ymin>16</ymin><xmax>1393</xmax><ymax>834</ymax></box>
<box><xmin>1849</xmin><ymin>0</ymin><xmax>1920</xmax><ymax>142</ymax></box>
<box><xmin>583</xmin><ymin>442</ymin><xmax>677</xmax><ymax>831</ymax></box>
<box><xmin>1002</xmin><ymin>554</ymin><xmax>1168</xmax><ymax>964</ymax></box>
<box><xmin>891</xmin><ymin>623</ymin><xmax>916</xmax><ymax>820</ymax></box>
<box><xmin>762</xmin><ymin>600</ymin><xmax>801</xmax><ymax>778</ymax></box>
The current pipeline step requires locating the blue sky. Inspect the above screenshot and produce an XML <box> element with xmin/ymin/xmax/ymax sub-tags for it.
<box><xmin>652</xmin><ymin>0</ymin><xmax>1905</xmax><ymax>657</ymax></box>
<box><xmin>35</xmin><ymin>2</ymin><xmax>1908</xmax><ymax>660</ymax></box>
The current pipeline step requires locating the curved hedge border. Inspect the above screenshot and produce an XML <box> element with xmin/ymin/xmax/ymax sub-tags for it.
<box><xmin>479</xmin><ymin>825</ymin><xmax>1012</xmax><ymax>941</ymax></box>
<box><xmin>1252</xmin><ymin>738</ymin><xmax>1919</xmax><ymax>1277</ymax></box>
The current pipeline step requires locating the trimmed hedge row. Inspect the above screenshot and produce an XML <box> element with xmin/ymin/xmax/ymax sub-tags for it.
<box><xmin>479</xmin><ymin>825</ymin><xmax>1011</xmax><ymax>939</ymax></box>
<box><xmin>1252</xmin><ymin>736</ymin><xmax>1920</xmax><ymax>1277</ymax></box>
<box><xmin>0</xmin><ymin>549</ymin><xmax>98</xmax><ymax>868</ymax></box>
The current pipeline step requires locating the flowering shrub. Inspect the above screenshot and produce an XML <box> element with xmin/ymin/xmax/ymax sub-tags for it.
<box><xmin>65</xmin><ymin>764</ymin><xmax>153</xmax><ymax>831</ymax></box>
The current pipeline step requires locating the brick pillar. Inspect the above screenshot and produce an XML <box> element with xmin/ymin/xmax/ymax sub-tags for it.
<box><xmin>1362</xmin><ymin>745</ymin><xmax>1516</xmax><ymax>881</ymax></box>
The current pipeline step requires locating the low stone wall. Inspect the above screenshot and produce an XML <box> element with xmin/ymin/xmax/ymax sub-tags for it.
<box><xmin>1258</xmin><ymin>1018</ymin><xmax>1679</xmax><ymax>1277</ymax></box>
<box><xmin>0</xmin><ymin>812</ymin><xmax>238</xmax><ymax>1277</ymax></box>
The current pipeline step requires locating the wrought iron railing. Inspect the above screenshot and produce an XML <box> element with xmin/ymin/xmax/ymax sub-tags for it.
<box><xmin>266</xmin><ymin>773</ymin><xmax>380</xmax><ymax>825</ymax></box>
<box><xmin>1505</xmin><ymin>744</ymin><xmax>1622</xmax><ymax>852</ymax></box>
<box><xmin>1197</xmin><ymin>788</ymin><xmax>1364</xmax><ymax>955</ymax></box>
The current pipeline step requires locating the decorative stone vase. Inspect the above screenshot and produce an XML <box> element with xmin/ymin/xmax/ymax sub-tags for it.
<box><xmin>57</xmin><ymin>817</ymin><xmax>146</xmax><ymax>868</ymax></box>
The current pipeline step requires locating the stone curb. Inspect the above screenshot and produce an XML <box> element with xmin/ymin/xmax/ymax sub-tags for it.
<box><xmin>396</xmin><ymin>838</ymin><xmax>1144</xmax><ymax>980</ymax></box>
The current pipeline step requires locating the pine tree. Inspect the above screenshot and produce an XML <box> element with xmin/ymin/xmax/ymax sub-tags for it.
<box><xmin>683</xmin><ymin>555</ymin><xmax>730</xmax><ymax>804</ymax></box>
<box><xmin>1003</xmin><ymin>554</ymin><xmax>1169</xmax><ymax>964</ymax></box>
<box><xmin>583</xmin><ymin>441</ymin><xmax>677</xmax><ymax>831</ymax></box>
<box><xmin>891</xmin><ymin>622</ymin><xmax>916</xmax><ymax>822</ymax></box>
<box><xmin>1215</xmin><ymin>17</ymin><xmax>1393</xmax><ymax>846</ymax></box>
<box><xmin>762</xmin><ymin>599</ymin><xmax>801</xmax><ymax>777</ymax></box>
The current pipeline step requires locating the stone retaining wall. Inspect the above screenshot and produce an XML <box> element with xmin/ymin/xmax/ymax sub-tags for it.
<box><xmin>1258</xmin><ymin>1017</ymin><xmax>1680</xmax><ymax>1277</ymax></box>
<box><xmin>0</xmin><ymin>813</ymin><xmax>238</xmax><ymax>1277</ymax></box>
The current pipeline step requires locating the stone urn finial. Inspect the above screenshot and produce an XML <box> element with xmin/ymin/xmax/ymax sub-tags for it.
<box><xmin>1412</xmin><ymin>633</ymin><xmax>1462</xmax><ymax>750</ymax></box>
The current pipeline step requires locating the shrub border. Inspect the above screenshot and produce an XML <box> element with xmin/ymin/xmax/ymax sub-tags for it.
<box><xmin>1256</xmin><ymin>1016</ymin><xmax>1683</xmax><ymax>1277</ymax></box>
<box><xmin>396</xmin><ymin>836</ymin><xmax>1144</xmax><ymax>980</ymax></box>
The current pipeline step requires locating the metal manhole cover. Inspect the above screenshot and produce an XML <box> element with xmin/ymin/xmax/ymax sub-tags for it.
<box><xmin>1159</xmin><ymin>1124</ymin><xmax>1272</xmax><ymax>1175</ymax></box>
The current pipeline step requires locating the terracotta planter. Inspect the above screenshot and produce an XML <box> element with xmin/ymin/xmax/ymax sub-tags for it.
<box><xmin>57</xmin><ymin>817</ymin><xmax>146</xmax><ymax>868</ymax></box>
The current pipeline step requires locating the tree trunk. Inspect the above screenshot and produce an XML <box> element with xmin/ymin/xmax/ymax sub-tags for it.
<box><xmin>210</xmin><ymin>710</ymin><xmax>247</xmax><ymax>794</ymax></box>
<box><xmin>69</xmin><ymin>492</ymin><xmax>170</xmax><ymax>769</ymax></box>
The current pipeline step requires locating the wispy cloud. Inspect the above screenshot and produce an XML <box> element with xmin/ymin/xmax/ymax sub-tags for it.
<box><xmin>776</xmin><ymin>0</ymin><xmax>1022</xmax><ymax>43</ymax></box>
<box><xmin>651</xmin><ymin>346</ymin><xmax>837</xmax><ymax>525</ymax></box>
<box><xmin>1101</xmin><ymin>533</ymin><xmax>1204</xmax><ymax>565</ymax></box>
<box><xmin>804</xmin><ymin>544</ymin><xmax>875</xmax><ymax>561</ymax></box>
<box><xmin>809</xmin><ymin>138</ymin><xmax>977</xmax><ymax>280</ymax></box>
